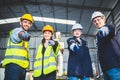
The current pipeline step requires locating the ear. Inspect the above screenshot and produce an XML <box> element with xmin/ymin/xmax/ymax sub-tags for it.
<box><xmin>104</xmin><ymin>18</ymin><xmax>106</xmax><ymax>23</ymax></box>
<box><xmin>102</xmin><ymin>17</ymin><xmax>106</xmax><ymax>23</ymax></box>
<box><xmin>30</xmin><ymin>24</ymin><xmax>33</xmax><ymax>26</ymax></box>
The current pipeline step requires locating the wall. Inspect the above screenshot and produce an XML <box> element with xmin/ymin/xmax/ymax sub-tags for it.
<box><xmin>0</xmin><ymin>32</ymin><xmax>100</xmax><ymax>78</ymax></box>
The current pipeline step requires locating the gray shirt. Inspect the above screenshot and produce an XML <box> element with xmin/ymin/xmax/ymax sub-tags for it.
<box><xmin>10</xmin><ymin>27</ymin><xmax>27</xmax><ymax>43</ymax></box>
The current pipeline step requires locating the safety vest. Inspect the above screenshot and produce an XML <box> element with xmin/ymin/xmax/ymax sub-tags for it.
<box><xmin>33</xmin><ymin>43</ymin><xmax>60</xmax><ymax>77</ymax></box>
<box><xmin>2</xmin><ymin>30</ymin><xmax>29</xmax><ymax>69</ymax></box>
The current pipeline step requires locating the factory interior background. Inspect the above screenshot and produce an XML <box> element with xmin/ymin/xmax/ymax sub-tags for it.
<box><xmin>0</xmin><ymin>0</ymin><xmax>120</xmax><ymax>80</ymax></box>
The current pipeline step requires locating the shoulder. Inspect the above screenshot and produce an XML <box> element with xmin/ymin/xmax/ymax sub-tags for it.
<box><xmin>13</xmin><ymin>27</ymin><xmax>23</xmax><ymax>31</ymax></box>
<box><xmin>105</xmin><ymin>24</ymin><xmax>114</xmax><ymax>27</ymax></box>
<box><xmin>105</xmin><ymin>24</ymin><xmax>115</xmax><ymax>30</ymax></box>
<box><xmin>81</xmin><ymin>38</ymin><xmax>86</xmax><ymax>43</ymax></box>
<box><xmin>80</xmin><ymin>38</ymin><xmax>88</xmax><ymax>46</ymax></box>
<box><xmin>67</xmin><ymin>37</ymin><xmax>75</xmax><ymax>41</ymax></box>
<box><xmin>13</xmin><ymin>27</ymin><xmax>25</xmax><ymax>33</ymax></box>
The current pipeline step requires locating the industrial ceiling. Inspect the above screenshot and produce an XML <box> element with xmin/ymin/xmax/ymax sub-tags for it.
<box><xmin>0</xmin><ymin>0</ymin><xmax>119</xmax><ymax>37</ymax></box>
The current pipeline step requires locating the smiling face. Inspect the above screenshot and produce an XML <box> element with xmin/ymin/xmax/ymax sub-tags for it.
<box><xmin>72</xmin><ymin>29</ymin><xmax>82</xmax><ymax>38</ymax></box>
<box><xmin>92</xmin><ymin>16</ymin><xmax>106</xmax><ymax>29</ymax></box>
<box><xmin>43</xmin><ymin>31</ymin><xmax>53</xmax><ymax>40</ymax></box>
<box><xmin>20</xmin><ymin>19</ymin><xmax>32</xmax><ymax>31</ymax></box>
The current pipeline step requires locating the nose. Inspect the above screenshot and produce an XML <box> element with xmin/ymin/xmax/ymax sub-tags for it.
<box><xmin>93</xmin><ymin>19</ymin><xmax>99</xmax><ymax>25</ymax></box>
<box><xmin>26</xmin><ymin>22</ymin><xmax>31</xmax><ymax>27</ymax></box>
<box><xmin>96</xmin><ymin>20</ymin><xmax>99</xmax><ymax>24</ymax></box>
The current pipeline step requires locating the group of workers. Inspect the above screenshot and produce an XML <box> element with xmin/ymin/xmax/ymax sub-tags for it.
<box><xmin>1</xmin><ymin>11</ymin><xmax>120</xmax><ymax>80</ymax></box>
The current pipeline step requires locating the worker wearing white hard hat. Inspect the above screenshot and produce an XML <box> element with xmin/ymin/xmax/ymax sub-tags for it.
<box><xmin>67</xmin><ymin>23</ymin><xmax>93</xmax><ymax>80</ymax></box>
<box><xmin>91</xmin><ymin>11</ymin><xmax>120</xmax><ymax>80</ymax></box>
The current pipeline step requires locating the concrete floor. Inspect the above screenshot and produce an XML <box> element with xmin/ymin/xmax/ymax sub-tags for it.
<box><xmin>0</xmin><ymin>68</ymin><xmax>4</xmax><ymax>80</ymax></box>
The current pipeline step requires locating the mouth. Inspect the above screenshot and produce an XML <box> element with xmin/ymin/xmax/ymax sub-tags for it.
<box><xmin>24</xmin><ymin>26</ymin><xmax>29</xmax><ymax>29</ymax></box>
<box><xmin>23</xmin><ymin>26</ymin><xmax>30</xmax><ymax>31</ymax></box>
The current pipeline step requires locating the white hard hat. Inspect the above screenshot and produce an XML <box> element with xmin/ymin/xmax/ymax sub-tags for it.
<box><xmin>72</xmin><ymin>23</ymin><xmax>83</xmax><ymax>31</ymax></box>
<box><xmin>91</xmin><ymin>11</ymin><xmax>105</xmax><ymax>21</ymax></box>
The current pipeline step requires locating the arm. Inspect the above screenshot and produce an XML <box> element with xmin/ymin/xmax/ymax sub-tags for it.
<box><xmin>10</xmin><ymin>28</ymin><xmax>31</xmax><ymax>43</ymax></box>
<box><xmin>67</xmin><ymin>38</ymin><xmax>80</xmax><ymax>53</ymax></box>
<box><xmin>48</xmin><ymin>40</ymin><xmax>60</xmax><ymax>55</ymax></box>
<box><xmin>97</xmin><ymin>25</ymin><xmax>115</xmax><ymax>46</ymax></box>
<box><xmin>10</xmin><ymin>29</ymin><xmax>22</xmax><ymax>43</ymax></box>
<box><xmin>98</xmin><ymin>25</ymin><xmax>114</xmax><ymax>37</ymax></box>
<box><xmin>18</xmin><ymin>31</ymin><xmax>31</xmax><ymax>41</ymax></box>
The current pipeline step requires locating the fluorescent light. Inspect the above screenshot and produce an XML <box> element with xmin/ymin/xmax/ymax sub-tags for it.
<box><xmin>0</xmin><ymin>18</ymin><xmax>20</xmax><ymax>24</ymax></box>
<box><xmin>33</xmin><ymin>16</ymin><xmax>76</xmax><ymax>25</ymax></box>
<box><xmin>0</xmin><ymin>16</ymin><xmax>76</xmax><ymax>25</ymax></box>
<box><xmin>0</xmin><ymin>20</ymin><xmax>6</xmax><ymax>24</ymax></box>
<box><xmin>5</xmin><ymin>18</ymin><xmax>20</xmax><ymax>23</ymax></box>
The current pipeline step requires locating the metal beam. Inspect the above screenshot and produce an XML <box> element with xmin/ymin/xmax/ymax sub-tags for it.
<box><xmin>36</xmin><ymin>0</ymin><xmax>46</xmax><ymax>26</ymax></box>
<box><xmin>0</xmin><ymin>1</ymin><xmax>112</xmax><ymax>11</ymax></box>
<box><xmin>51</xmin><ymin>0</ymin><xmax>57</xmax><ymax>32</ymax></box>
<box><xmin>22</xmin><ymin>1</ymin><xmax>38</xmax><ymax>30</ymax></box>
<box><xmin>78</xmin><ymin>0</ymin><xmax>86</xmax><ymax>23</ymax></box>
<box><xmin>7</xmin><ymin>5</ymin><xmax>19</xmax><ymax>21</ymax></box>
<box><xmin>0</xmin><ymin>14</ymin><xmax>13</xmax><ymax>29</ymax></box>
<box><xmin>106</xmin><ymin>0</ymin><xmax>120</xmax><ymax>23</ymax></box>
<box><xmin>65</xmin><ymin>0</ymin><xmax>69</xmax><ymax>37</ymax></box>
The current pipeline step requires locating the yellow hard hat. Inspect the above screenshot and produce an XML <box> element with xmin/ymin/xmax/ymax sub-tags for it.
<box><xmin>20</xmin><ymin>13</ymin><xmax>34</xmax><ymax>23</ymax></box>
<box><xmin>42</xmin><ymin>25</ymin><xmax>54</xmax><ymax>34</ymax></box>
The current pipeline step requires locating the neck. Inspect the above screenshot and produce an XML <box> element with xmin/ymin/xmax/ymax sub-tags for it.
<box><xmin>44</xmin><ymin>40</ymin><xmax>49</xmax><ymax>48</ymax></box>
<box><xmin>45</xmin><ymin>39</ymin><xmax>49</xmax><ymax>43</ymax></box>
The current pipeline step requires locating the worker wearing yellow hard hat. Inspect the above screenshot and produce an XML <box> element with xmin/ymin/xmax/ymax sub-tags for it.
<box><xmin>2</xmin><ymin>13</ymin><xmax>34</xmax><ymax>80</ymax></box>
<box><xmin>33</xmin><ymin>25</ymin><xmax>60</xmax><ymax>80</ymax></box>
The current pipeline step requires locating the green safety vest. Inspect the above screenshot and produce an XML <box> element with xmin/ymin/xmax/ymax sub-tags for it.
<box><xmin>33</xmin><ymin>43</ymin><xmax>60</xmax><ymax>77</ymax></box>
<box><xmin>2</xmin><ymin>30</ymin><xmax>29</xmax><ymax>69</ymax></box>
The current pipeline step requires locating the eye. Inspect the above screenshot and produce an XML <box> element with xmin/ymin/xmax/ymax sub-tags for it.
<box><xmin>28</xmin><ymin>22</ymin><xmax>32</xmax><ymax>25</ymax></box>
<box><xmin>23</xmin><ymin>20</ymin><xmax>27</xmax><ymax>23</ymax></box>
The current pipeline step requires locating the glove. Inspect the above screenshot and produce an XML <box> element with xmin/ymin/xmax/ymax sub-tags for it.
<box><xmin>48</xmin><ymin>40</ymin><xmax>55</xmax><ymax>46</ymax></box>
<box><xmin>69</xmin><ymin>39</ymin><xmax>76</xmax><ymax>44</ymax></box>
<box><xmin>21</xmin><ymin>33</ymin><xmax>31</xmax><ymax>41</ymax></box>
<box><xmin>99</xmin><ymin>26</ymin><xmax>109</xmax><ymax>37</ymax></box>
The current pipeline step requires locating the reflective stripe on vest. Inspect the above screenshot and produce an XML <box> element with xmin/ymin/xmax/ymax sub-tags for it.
<box><xmin>33</xmin><ymin>44</ymin><xmax>60</xmax><ymax>77</ymax></box>
<box><xmin>5</xmin><ymin>55</ymin><xmax>29</xmax><ymax>61</ymax></box>
<box><xmin>34</xmin><ymin>54</ymin><xmax>56</xmax><ymax>70</ymax></box>
<box><xmin>7</xmin><ymin>45</ymin><xmax>27</xmax><ymax>50</ymax></box>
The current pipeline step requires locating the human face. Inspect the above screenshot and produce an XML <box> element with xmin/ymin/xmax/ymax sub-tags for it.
<box><xmin>93</xmin><ymin>16</ymin><xmax>106</xmax><ymax>29</ymax></box>
<box><xmin>72</xmin><ymin>29</ymin><xmax>82</xmax><ymax>38</ymax></box>
<box><xmin>43</xmin><ymin>31</ymin><xmax>53</xmax><ymax>40</ymax></box>
<box><xmin>20</xmin><ymin>20</ymin><xmax>32</xmax><ymax>31</ymax></box>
